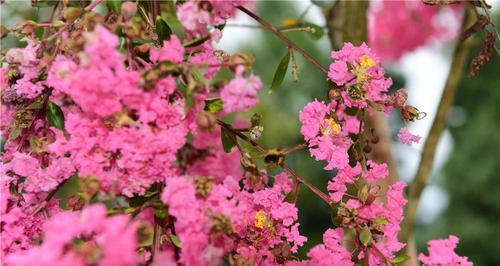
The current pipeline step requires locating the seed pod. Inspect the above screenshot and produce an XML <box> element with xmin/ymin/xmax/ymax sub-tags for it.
<box><xmin>469</xmin><ymin>31</ymin><xmax>495</xmax><ymax>78</ymax></box>
<box><xmin>391</xmin><ymin>89</ymin><xmax>408</xmax><ymax>109</ymax></box>
<box><xmin>328</xmin><ymin>89</ymin><xmax>341</xmax><ymax>101</ymax></box>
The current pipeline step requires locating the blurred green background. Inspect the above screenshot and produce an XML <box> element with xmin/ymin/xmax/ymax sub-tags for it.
<box><xmin>1</xmin><ymin>1</ymin><xmax>499</xmax><ymax>265</ymax></box>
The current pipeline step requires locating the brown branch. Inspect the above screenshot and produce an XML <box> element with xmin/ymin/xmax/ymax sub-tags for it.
<box><xmin>236</xmin><ymin>5</ymin><xmax>328</xmax><ymax>75</ymax></box>
<box><xmin>401</xmin><ymin>6</ymin><xmax>477</xmax><ymax>244</ymax></box>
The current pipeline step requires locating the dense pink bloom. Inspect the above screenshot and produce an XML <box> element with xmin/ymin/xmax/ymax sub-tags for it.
<box><xmin>398</xmin><ymin>127</ymin><xmax>422</xmax><ymax>145</ymax></box>
<box><xmin>220</xmin><ymin>66</ymin><xmax>262</xmax><ymax>113</ymax></box>
<box><xmin>291</xmin><ymin>228</ymin><xmax>352</xmax><ymax>266</ymax></box>
<box><xmin>328</xmin><ymin>42</ymin><xmax>392</xmax><ymax>108</ymax></box>
<box><xmin>5</xmin><ymin>204</ymin><xmax>139</xmax><ymax>266</ymax></box>
<box><xmin>4</xmin><ymin>40</ymin><xmax>43</xmax><ymax>98</ymax></box>
<box><xmin>299</xmin><ymin>100</ymin><xmax>330</xmax><ymax>141</ymax></box>
<box><xmin>419</xmin><ymin>235</ymin><xmax>473</xmax><ymax>266</ymax></box>
<box><xmin>328</xmin><ymin>164</ymin><xmax>361</xmax><ymax>202</ymax></box>
<box><xmin>369</xmin><ymin>1</ymin><xmax>463</xmax><ymax>60</ymax></box>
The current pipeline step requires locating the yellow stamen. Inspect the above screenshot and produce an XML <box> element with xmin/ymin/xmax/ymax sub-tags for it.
<box><xmin>360</xmin><ymin>55</ymin><xmax>376</xmax><ymax>68</ymax></box>
<box><xmin>321</xmin><ymin>118</ymin><xmax>341</xmax><ymax>136</ymax></box>
<box><xmin>254</xmin><ymin>211</ymin><xmax>267</xmax><ymax>229</ymax></box>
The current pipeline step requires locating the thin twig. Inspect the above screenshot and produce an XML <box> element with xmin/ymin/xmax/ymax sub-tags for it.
<box><xmin>236</xmin><ymin>5</ymin><xmax>328</xmax><ymax>75</ymax></box>
<box><xmin>44</xmin><ymin>0</ymin><xmax>103</xmax><ymax>43</ymax></box>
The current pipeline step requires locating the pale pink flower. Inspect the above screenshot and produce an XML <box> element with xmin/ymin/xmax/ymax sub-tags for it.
<box><xmin>419</xmin><ymin>235</ymin><xmax>473</xmax><ymax>266</ymax></box>
<box><xmin>398</xmin><ymin>127</ymin><xmax>421</xmax><ymax>145</ymax></box>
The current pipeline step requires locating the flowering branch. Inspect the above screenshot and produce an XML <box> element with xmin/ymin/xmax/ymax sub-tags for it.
<box><xmin>401</xmin><ymin>6</ymin><xmax>477</xmax><ymax>244</ymax></box>
<box><xmin>217</xmin><ymin>120</ymin><xmax>332</xmax><ymax>205</ymax></box>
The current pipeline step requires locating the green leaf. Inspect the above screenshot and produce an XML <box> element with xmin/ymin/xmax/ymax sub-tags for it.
<box><xmin>303</xmin><ymin>22</ymin><xmax>324</xmax><ymax>40</ymax></box>
<box><xmin>26</xmin><ymin>101</ymin><xmax>43</xmax><ymax>110</ymax></box>
<box><xmin>154</xmin><ymin>208</ymin><xmax>168</xmax><ymax>219</ymax></box>
<box><xmin>155</xmin><ymin>16</ymin><xmax>172</xmax><ymax>43</ymax></box>
<box><xmin>269</xmin><ymin>50</ymin><xmax>291</xmax><ymax>93</ymax></box>
<box><xmin>8</xmin><ymin>127</ymin><xmax>21</xmax><ymax>140</ymax></box>
<box><xmin>391</xmin><ymin>255</ymin><xmax>410</xmax><ymax>264</ymax></box>
<box><xmin>204</xmin><ymin>98</ymin><xmax>223</xmax><ymax>113</ymax></box>
<box><xmin>359</xmin><ymin>226</ymin><xmax>372</xmax><ymax>246</ymax></box>
<box><xmin>106</xmin><ymin>0</ymin><xmax>122</xmax><ymax>13</ymax></box>
<box><xmin>161</xmin><ymin>1</ymin><xmax>186</xmax><ymax>40</ymax></box>
<box><xmin>372</xmin><ymin>216</ymin><xmax>388</xmax><ymax>225</ymax></box>
<box><xmin>63</xmin><ymin>7</ymin><xmax>84</xmax><ymax>21</ymax></box>
<box><xmin>221</xmin><ymin>128</ymin><xmax>236</xmax><ymax>153</ymax></box>
<box><xmin>0</xmin><ymin>137</ymin><xmax>6</xmax><ymax>154</ymax></box>
<box><xmin>183</xmin><ymin>35</ymin><xmax>211</xmax><ymax>48</ymax></box>
<box><xmin>250</xmin><ymin>113</ymin><xmax>262</xmax><ymax>127</ymax></box>
<box><xmin>170</xmin><ymin>234</ymin><xmax>182</xmax><ymax>248</ymax></box>
<box><xmin>129</xmin><ymin>195</ymin><xmax>149</xmax><ymax>208</ymax></box>
<box><xmin>55</xmin><ymin>175</ymin><xmax>80</xmax><ymax>200</ymax></box>
<box><xmin>330</xmin><ymin>202</ymin><xmax>340</xmax><ymax>226</ymax></box>
<box><xmin>311</xmin><ymin>0</ymin><xmax>335</xmax><ymax>8</ymax></box>
<box><xmin>31</xmin><ymin>0</ymin><xmax>58</xmax><ymax>7</ymax></box>
<box><xmin>46</xmin><ymin>101</ymin><xmax>65</xmax><ymax>130</ymax></box>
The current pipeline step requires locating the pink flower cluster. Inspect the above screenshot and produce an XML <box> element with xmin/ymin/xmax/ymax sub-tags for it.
<box><xmin>5</xmin><ymin>204</ymin><xmax>139</xmax><ymax>266</ymax></box>
<box><xmin>220</xmin><ymin>66</ymin><xmax>263</xmax><ymax>113</ymax></box>
<box><xmin>298</xmin><ymin>42</ymin><xmax>471</xmax><ymax>265</ymax></box>
<box><xmin>177</xmin><ymin>0</ymin><xmax>249</xmax><ymax>37</ymax></box>
<box><xmin>369</xmin><ymin>1</ymin><xmax>463</xmax><ymax>60</ymax></box>
<box><xmin>398</xmin><ymin>127</ymin><xmax>422</xmax><ymax>145</ymax></box>
<box><xmin>3</xmin><ymin>40</ymin><xmax>43</xmax><ymax>99</ymax></box>
<box><xmin>419</xmin><ymin>235</ymin><xmax>473</xmax><ymax>266</ymax></box>
<box><xmin>159</xmin><ymin>171</ymin><xmax>306</xmax><ymax>265</ymax></box>
<box><xmin>328</xmin><ymin>43</ymin><xmax>392</xmax><ymax>108</ymax></box>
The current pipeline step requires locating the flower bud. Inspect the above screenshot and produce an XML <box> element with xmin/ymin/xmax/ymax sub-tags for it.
<box><xmin>250</xmin><ymin>126</ymin><xmax>263</xmax><ymax>140</ymax></box>
<box><xmin>391</xmin><ymin>89</ymin><xmax>408</xmax><ymax>109</ymax></box>
<box><xmin>121</xmin><ymin>2</ymin><xmax>138</xmax><ymax>22</ymax></box>
<box><xmin>328</xmin><ymin>89</ymin><xmax>341</xmax><ymax>101</ymax></box>
<box><xmin>196</xmin><ymin>111</ymin><xmax>216</xmax><ymax>131</ymax></box>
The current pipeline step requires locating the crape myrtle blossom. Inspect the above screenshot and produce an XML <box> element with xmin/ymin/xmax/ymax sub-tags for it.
<box><xmin>419</xmin><ymin>235</ymin><xmax>473</xmax><ymax>266</ymax></box>
<box><xmin>328</xmin><ymin>42</ymin><xmax>392</xmax><ymax>108</ymax></box>
<box><xmin>398</xmin><ymin>127</ymin><xmax>422</xmax><ymax>145</ymax></box>
<box><xmin>299</xmin><ymin>42</ymin><xmax>471</xmax><ymax>265</ymax></box>
<box><xmin>0</xmin><ymin>1</ymin><xmax>473</xmax><ymax>265</ymax></box>
<box><xmin>5</xmin><ymin>204</ymin><xmax>139</xmax><ymax>266</ymax></box>
<box><xmin>369</xmin><ymin>0</ymin><xmax>463</xmax><ymax>60</ymax></box>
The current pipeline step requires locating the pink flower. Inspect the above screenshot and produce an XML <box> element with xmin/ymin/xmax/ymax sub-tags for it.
<box><xmin>398</xmin><ymin>127</ymin><xmax>421</xmax><ymax>145</ymax></box>
<box><xmin>328</xmin><ymin>42</ymin><xmax>391</xmax><ymax>108</ymax></box>
<box><xmin>419</xmin><ymin>235</ymin><xmax>473</xmax><ymax>266</ymax></box>
<box><xmin>150</xmin><ymin>35</ymin><xmax>185</xmax><ymax>64</ymax></box>
<box><xmin>369</xmin><ymin>1</ymin><xmax>463</xmax><ymax>60</ymax></box>
<box><xmin>328</xmin><ymin>164</ymin><xmax>362</xmax><ymax>202</ymax></box>
<box><xmin>309</xmin><ymin>136</ymin><xmax>350</xmax><ymax>170</ymax></box>
<box><xmin>220</xmin><ymin>66</ymin><xmax>262</xmax><ymax>113</ymax></box>
<box><xmin>299</xmin><ymin>100</ymin><xmax>329</xmax><ymax>141</ymax></box>
<box><xmin>362</xmin><ymin>160</ymin><xmax>388</xmax><ymax>182</ymax></box>
<box><xmin>5</xmin><ymin>204</ymin><xmax>139</xmax><ymax>266</ymax></box>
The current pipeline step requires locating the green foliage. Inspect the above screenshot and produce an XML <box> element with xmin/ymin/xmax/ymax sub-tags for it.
<box><xmin>269</xmin><ymin>50</ymin><xmax>291</xmax><ymax>93</ymax></box>
<box><xmin>46</xmin><ymin>101</ymin><xmax>65</xmax><ymax>131</ymax></box>
<box><xmin>155</xmin><ymin>15</ymin><xmax>172</xmax><ymax>43</ymax></box>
